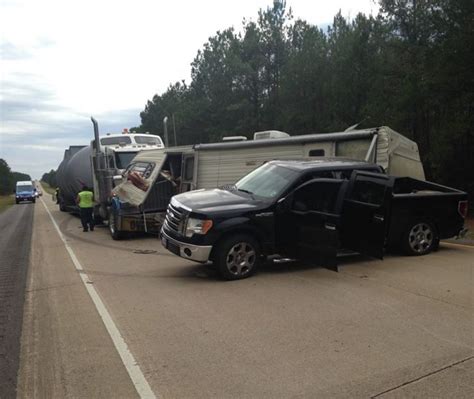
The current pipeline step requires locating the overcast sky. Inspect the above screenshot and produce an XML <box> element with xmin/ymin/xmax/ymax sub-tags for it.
<box><xmin>0</xmin><ymin>0</ymin><xmax>378</xmax><ymax>179</ymax></box>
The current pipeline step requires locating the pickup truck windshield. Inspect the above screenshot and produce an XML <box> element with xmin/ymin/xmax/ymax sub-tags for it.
<box><xmin>235</xmin><ymin>164</ymin><xmax>299</xmax><ymax>199</ymax></box>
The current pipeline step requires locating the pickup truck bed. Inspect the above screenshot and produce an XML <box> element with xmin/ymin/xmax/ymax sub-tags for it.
<box><xmin>388</xmin><ymin>177</ymin><xmax>468</xmax><ymax>250</ymax></box>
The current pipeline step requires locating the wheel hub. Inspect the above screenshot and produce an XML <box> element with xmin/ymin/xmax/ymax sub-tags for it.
<box><xmin>409</xmin><ymin>223</ymin><xmax>433</xmax><ymax>253</ymax></box>
<box><xmin>226</xmin><ymin>242</ymin><xmax>256</xmax><ymax>276</ymax></box>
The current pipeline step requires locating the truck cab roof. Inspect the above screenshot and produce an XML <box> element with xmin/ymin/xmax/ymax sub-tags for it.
<box><xmin>267</xmin><ymin>158</ymin><xmax>384</xmax><ymax>172</ymax></box>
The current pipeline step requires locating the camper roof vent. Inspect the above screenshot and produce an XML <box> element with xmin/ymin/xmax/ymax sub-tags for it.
<box><xmin>253</xmin><ymin>130</ymin><xmax>290</xmax><ymax>140</ymax></box>
<box><xmin>222</xmin><ymin>136</ymin><xmax>248</xmax><ymax>142</ymax></box>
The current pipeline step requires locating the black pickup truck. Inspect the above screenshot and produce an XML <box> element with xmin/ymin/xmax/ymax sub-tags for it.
<box><xmin>160</xmin><ymin>159</ymin><xmax>468</xmax><ymax>280</ymax></box>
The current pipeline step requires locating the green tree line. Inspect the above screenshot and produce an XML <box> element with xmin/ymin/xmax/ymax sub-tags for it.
<box><xmin>135</xmin><ymin>0</ymin><xmax>473</xmax><ymax>198</ymax></box>
<box><xmin>0</xmin><ymin>159</ymin><xmax>31</xmax><ymax>195</ymax></box>
<box><xmin>41</xmin><ymin>170</ymin><xmax>57</xmax><ymax>188</ymax></box>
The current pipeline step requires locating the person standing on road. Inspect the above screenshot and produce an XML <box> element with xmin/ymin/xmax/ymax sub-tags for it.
<box><xmin>76</xmin><ymin>185</ymin><xmax>94</xmax><ymax>232</ymax></box>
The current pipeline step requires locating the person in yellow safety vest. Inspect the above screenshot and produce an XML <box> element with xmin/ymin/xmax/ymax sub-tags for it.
<box><xmin>76</xmin><ymin>185</ymin><xmax>95</xmax><ymax>232</ymax></box>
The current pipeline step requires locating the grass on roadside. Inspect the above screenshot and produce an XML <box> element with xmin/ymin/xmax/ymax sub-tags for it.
<box><xmin>40</xmin><ymin>181</ymin><xmax>56</xmax><ymax>195</ymax></box>
<box><xmin>0</xmin><ymin>195</ymin><xmax>15</xmax><ymax>213</ymax></box>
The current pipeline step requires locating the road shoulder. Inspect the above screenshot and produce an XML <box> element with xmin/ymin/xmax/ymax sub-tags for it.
<box><xmin>17</xmin><ymin>197</ymin><xmax>139</xmax><ymax>398</ymax></box>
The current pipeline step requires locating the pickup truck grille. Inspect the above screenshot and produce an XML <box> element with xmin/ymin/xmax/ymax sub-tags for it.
<box><xmin>164</xmin><ymin>202</ymin><xmax>186</xmax><ymax>235</ymax></box>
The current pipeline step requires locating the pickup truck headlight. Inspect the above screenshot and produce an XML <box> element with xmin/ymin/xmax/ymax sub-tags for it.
<box><xmin>185</xmin><ymin>218</ymin><xmax>213</xmax><ymax>238</ymax></box>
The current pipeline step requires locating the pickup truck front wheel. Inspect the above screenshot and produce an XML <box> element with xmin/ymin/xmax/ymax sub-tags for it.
<box><xmin>215</xmin><ymin>234</ymin><xmax>261</xmax><ymax>280</ymax></box>
<box><xmin>403</xmin><ymin>221</ymin><xmax>438</xmax><ymax>256</ymax></box>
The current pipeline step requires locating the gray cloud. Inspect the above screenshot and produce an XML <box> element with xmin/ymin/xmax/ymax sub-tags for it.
<box><xmin>0</xmin><ymin>74</ymin><xmax>143</xmax><ymax>178</ymax></box>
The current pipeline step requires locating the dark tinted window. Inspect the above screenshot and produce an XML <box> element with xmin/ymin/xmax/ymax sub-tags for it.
<box><xmin>183</xmin><ymin>157</ymin><xmax>194</xmax><ymax>181</ymax></box>
<box><xmin>336</xmin><ymin>168</ymin><xmax>381</xmax><ymax>179</ymax></box>
<box><xmin>350</xmin><ymin>176</ymin><xmax>386</xmax><ymax>205</ymax></box>
<box><xmin>100</xmin><ymin>136</ymin><xmax>132</xmax><ymax>145</ymax></box>
<box><xmin>309</xmin><ymin>149</ymin><xmax>325</xmax><ymax>156</ymax></box>
<box><xmin>115</xmin><ymin>152</ymin><xmax>137</xmax><ymax>169</ymax></box>
<box><xmin>293</xmin><ymin>181</ymin><xmax>342</xmax><ymax>214</ymax></box>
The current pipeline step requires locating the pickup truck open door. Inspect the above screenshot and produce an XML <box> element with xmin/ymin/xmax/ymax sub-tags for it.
<box><xmin>340</xmin><ymin>171</ymin><xmax>394</xmax><ymax>259</ymax></box>
<box><xmin>282</xmin><ymin>179</ymin><xmax>344</xmax><ymax>271</ymax></box>
<box><xmin>282</xmin><ymin>172</ymin><xmax>393</xmax><ymax>271</ymax></box>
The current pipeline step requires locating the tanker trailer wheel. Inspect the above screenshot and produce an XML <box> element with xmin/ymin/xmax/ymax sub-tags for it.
<box><xmin>109</xmin><ymin>210</ymin><xmax>125</xmax><ymax>240</ymax></box>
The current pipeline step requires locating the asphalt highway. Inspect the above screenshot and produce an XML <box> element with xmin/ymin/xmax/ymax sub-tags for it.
<box><xmin>7</xmin><ymin>192</ymin><xmax>474</xmax><ymax>398</ymax></box>
<box><xmin>0</xmin><ymin>201</ymin><xmax>34</xmax><ymax>398</ymax></box>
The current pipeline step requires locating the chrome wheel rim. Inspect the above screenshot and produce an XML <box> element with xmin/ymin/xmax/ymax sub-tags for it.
<box><xmin>226</xmin><ymin>242</ymin><xmax>256</xmax><ymax>276</ymax></box>
<box><xmin>109</xmin><ymin>214</ymin><xmax>116</xmax><ymax>234</ymax></box>
<box><xmin>408</xmin><ymin>223</ymin><xmax>433</xmax><ymax>254</ymax></box>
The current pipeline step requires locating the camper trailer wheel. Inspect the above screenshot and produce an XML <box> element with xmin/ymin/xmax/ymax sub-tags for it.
<box><xmin>215</xmin><ymin>234</ymin><xmax>261</xmax><ymax>280</ymax></box>
<box><xmin>402</xmin><ymin>221</ymin><xmax>437</xmax><ymax>256</ymax></box>
<box><xmin>109</xmin><ymin>211</ymin><xmax>124</xmax><ymax>240</ymax></box>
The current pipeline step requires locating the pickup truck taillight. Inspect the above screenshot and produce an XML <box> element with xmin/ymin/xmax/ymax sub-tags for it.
<box><xmin>458</xmin><ymin>200</ymin><xmax>468</xmax><ymax>219</ymax></box>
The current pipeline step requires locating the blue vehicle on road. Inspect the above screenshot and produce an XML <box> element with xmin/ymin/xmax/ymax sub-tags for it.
<box><xmin>15</xmin><ymin>181</ymin><xmax>36</xmax><ymax>204</ymax></box>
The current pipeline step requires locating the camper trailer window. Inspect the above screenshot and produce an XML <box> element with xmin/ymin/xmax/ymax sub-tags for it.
<box><xmin>184</xmin><ymin>157</ymin><xmax>194</xmax><ymax>181</ymax></box>
<box><xmin>309</xmin><ymin>149</ymin><xmax>325</xmax><ymax>156</ymax></box>
<box><xmin>115</xmin><ymin>152</ymin><xmax>137</xmax><ymax>169</ymax></box>
<box><xmin>235</xmin><ymin>163</ymin><xmax>298</xmax><ymax>199</ymax></box>
<box><xmin>100</xmin><ymin>136</ymin><xmax>132</xmax><ymax>145</ymax></box>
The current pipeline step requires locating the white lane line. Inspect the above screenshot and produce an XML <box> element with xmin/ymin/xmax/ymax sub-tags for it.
<box><xmin>40</xmin><ymin>198</ymin><xmax>157</xmax><ymax>399</ymax></box>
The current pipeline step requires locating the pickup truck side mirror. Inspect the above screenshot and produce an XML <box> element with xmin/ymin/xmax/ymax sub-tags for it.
<box><xmin>276</xmin><ymin>195</ymin><xmax>293</xmax><ymax>212</ymax></box>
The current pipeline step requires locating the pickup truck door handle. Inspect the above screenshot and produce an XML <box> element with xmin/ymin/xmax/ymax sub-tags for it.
<box><xmin>373</xmin><ymin>214</ymin><xmax>384</xmax><ymax>222</ymax></box>
<box><xmin>325</xmin><ymin>223</ymin><xmax>336</xmax><ymax>231</ymax></box>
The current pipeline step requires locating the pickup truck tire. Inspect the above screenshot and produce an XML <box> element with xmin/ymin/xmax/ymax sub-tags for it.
<box><xmin>109</xmin><ymin>211</ymin><xmax>124</xmax><ymax>240</ymax></box>
<box><xmin>215</xmin><ymin>234</ymin><xmax>261</xmax><ymax>280</ymax></box>
<box><xmin>402</xmin><ymin>221</ymin><xmax>437</xmax><ymax>256</ymax></box>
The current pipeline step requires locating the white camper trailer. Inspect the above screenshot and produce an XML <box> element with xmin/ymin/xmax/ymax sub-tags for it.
<box><xmin>109</xmin><ymin>126</ymin><xmax>424</xmax><ymax>239</ymax></box>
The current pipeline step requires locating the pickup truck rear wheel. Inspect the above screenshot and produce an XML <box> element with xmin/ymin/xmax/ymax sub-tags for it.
<box><xmin>215</xmin><ymin>234</ymin><xmax>261</xmax><ymax>280</ymax></box>
<box><xmin>403</xmin><ymin>221</ymin><xmax>437</xmax><ymax>256</ymax></box>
